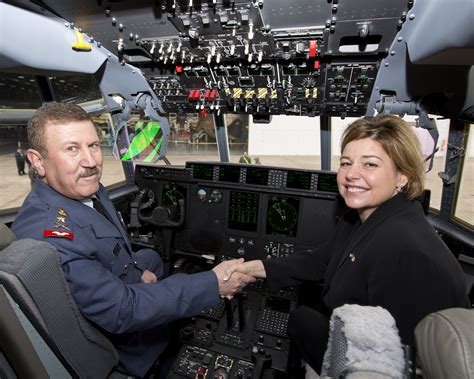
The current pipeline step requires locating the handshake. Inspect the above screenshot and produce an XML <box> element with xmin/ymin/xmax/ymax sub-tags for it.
<box><xmin>212</xmin><ymin>258</ymin><xmax>266</xmax><ymax>299</ymax></box>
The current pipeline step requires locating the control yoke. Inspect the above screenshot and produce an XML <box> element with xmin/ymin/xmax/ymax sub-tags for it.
<box><xmin>132</xmin><ymin>189</ymin><xmax>185</xmax><ymax>228</ymax></box>
<box><xmin>141</xmin><ymin>199</ymin><xmax>185</xmax><ymax>228</ymax></box>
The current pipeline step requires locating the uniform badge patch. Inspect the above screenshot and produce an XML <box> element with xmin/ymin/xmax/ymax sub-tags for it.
<box><xmin>43</xmin><ymin>230</ymin><xmax>74</xmax><ymax>239</ymax></box>
<box><xmin>53</xmin><ymin>222</ymin><xmax>70</xmax><ymax>230</ymax></box>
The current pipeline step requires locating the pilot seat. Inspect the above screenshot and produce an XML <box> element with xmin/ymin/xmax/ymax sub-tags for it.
<box><xmin>0</xmin><ymin>223</ymin><xmax>124</xmax><ymax>379</ymax></box>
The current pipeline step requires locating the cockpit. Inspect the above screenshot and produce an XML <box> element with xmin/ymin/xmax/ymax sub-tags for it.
<box><xmin>0</xmin><ymin>0</ymin><xmax>473</xmax><ymax>377</ymax></box>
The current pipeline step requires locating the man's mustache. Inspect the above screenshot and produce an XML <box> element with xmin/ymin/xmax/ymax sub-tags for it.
<box><xmin>78</xmin><ymin>168</ymin><xmax>100</xmax><ymax>178</ymax></box>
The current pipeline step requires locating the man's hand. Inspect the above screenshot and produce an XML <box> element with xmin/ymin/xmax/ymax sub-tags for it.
<box><xmin>141</xmin><ymin>269</ymin><xmax>158</xmax><ymax>283</ymax></box>
<box><xmin>212</xmin><ymin>259</ymin><xmax>256</xmax><ymax>299</ymax></box>
<box><xmin>223</xmin><ymin>259</ymin><xmax>266</xmax><ymax>281</ymax></box>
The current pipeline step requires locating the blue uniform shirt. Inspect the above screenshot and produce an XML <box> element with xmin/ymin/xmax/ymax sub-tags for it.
<box><xmin>12</xmin><ymin>180</ymin><xmax>219</xmax><ymax>377</ymax></box>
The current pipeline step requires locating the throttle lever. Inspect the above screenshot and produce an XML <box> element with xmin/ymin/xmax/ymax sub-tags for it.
<box><xmin>251</xmin><ymin>346</ymin><xmax>272</xmax><ymax>379</ymax></box>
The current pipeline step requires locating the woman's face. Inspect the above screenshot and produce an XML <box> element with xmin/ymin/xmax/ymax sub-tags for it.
<box><xmin>337</xmin><ymin>138</ymin><xmax>408</xmax><ymax>222</ymax></box>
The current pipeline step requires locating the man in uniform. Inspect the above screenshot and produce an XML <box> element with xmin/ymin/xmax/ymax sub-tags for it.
<box><xmin>14</xmin><ymin>146</ymin><xmax>26</xmax><ymax>175</ymax></box>
<box><xmin>12</xmin><ymin>102</ymin><xmax>254</xmax><ymax>377</ymax></box>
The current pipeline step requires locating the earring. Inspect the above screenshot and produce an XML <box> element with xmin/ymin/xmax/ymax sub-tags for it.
<box><xmin>395</xmin><ymin>185</ymin><xmax>402</xmax><ymax>193</ymax></box>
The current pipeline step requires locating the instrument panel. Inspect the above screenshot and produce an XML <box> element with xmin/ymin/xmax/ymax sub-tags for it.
<box><xmin>36</xmin><ymin>0</ymin><xmax>412</xmax><ymax>118</ymax></box>
<box><xmin>135</xmin><ymin>161</ymin><xmax>341</xmax><ymax>260</ymax></box>
<box><xmin>133</xmin><ymin>161</ymin><xmax>342</xmax><ymax>377</ymax></box>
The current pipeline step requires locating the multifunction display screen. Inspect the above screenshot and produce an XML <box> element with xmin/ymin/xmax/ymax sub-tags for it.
<box><xmin>162</xmin><ymin>184</ymin><xmax>186</xmax><ymax>206</ymax></box>
<box><xmin>228</xmin><ymin>191</ymin><xmax>259</xmax><ymax>233</ymax></box>
<box><xmin>192</xmin><ymin>163</ymin><xmax>214</xmax><ymax>181</ymax></box>
<box><xmin>265</xmin><ymin>195</ymin><xmax>300</xmax><ymax>237</ymax></box>
<box><xmin>317</xmin><ymin>173</ymin><xmax>339</xmax><ymax>193</ymax></box>
<box><xmin>286</xmin><ymin>170</ymin><xmax>312</xmax><ymax>190</ymax></box>
<box><xmin>245</xmin><ymin>167</ymin><xmax>269</xmax><ymax>186</ymax></box>
<box><xmin>218</xmin><ymin>165</ymin><xmax>241</xmax><ymax>183</ymax></box>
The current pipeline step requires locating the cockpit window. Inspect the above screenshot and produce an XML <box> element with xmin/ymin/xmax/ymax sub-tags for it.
<box><xmin>0</xmin><ymin>73</ymin><xmax>125</xmax><ymax>213</ymax></box>
<box><xmin>403</xmin><ymin>115</ymin><xmax>450</xmax><ymax>212</ymax></box>
<box><xmin>49</xmin><ymin>75</ymin><xmax>103</xmax><ymax>104</ymax></box>
<box><xmin>0</xmin><ymin>73</ymin><xmax>42</xmax><ymax>109</ymax></box>
<box><xmin>454</xmin><ymin>123</ymin><xmax>473</xmax><ymax>228</ymax></box>
<box><xmin>229</xmin><ymin>115</ymin><xmax>322</xmax><ymax>168</ymax></box>
<box><xmin>120</xmin><ymin>113</ymin><xmax>242</xmax><ymax>166</ymax></box>
<box><xmin>164</xmin><ymin>112</ymin><xmax>218</xmax><ymax>165</ymax></box>
<box><xmin>0</xmin><ymin>72</ymin><xmax>42</xmax><ymax>212</ymax></box>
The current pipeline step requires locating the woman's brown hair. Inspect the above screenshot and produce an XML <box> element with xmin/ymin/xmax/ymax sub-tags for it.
<box><xmin>341</xmin><ymin>115</ymin><xmax>425</xmax><ymax>199</ymax></box>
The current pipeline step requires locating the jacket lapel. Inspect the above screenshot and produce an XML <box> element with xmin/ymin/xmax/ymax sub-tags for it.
<box><xmin>96</xmin><ymin>187</ymin><xmax>133</xmax><ymax>253</ymax></box>
<box><xmin>334</xmin><ymin>195</ymin><xmax>410</xmax><ymax>271</ymax></box>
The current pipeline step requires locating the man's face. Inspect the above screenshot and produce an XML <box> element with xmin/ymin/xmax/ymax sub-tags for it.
<box><xmin>32</xmin><ymin>120</ymin><xmax>103</xmax><ymax>200</ymax></box>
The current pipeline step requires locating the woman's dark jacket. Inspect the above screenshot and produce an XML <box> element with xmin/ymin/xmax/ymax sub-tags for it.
<box><xmin>264</xmin><ymin>194</ymin><xmax>470</xmax><ymax>345</ymax></box>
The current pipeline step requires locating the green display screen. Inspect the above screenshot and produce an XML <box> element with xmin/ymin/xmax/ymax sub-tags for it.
<box><xmin>245</xmin><ymin>167</ymin><xmax>269</xmax><ymax>186</ymax></box>
<box><xmin>286</xmin><ymin>171</ymin><xmax>312</xmax><ymax>190</ymax></box>
<box><xmin>218</xmin><ymin>165</ymin><xmax>241</xmax><ymax>183</ymax></box>
<box><xmin>317</xmin><ymin>173</ymin><xmax>339</xmax><ymax>193</ymax></box>
<box><xmin>228</xmin><ymin>191</ymin><xmax>259</xmax><ymax>233</ymax></box>
<box><xmin>265</xmin><ymin>196</ymin><xmax>299</xmax><ymax>237</ymax></box>
<box><xmin>192</xmin><ymin>163</ymin><xmax>214</xmax><ymax>181</ymax></box>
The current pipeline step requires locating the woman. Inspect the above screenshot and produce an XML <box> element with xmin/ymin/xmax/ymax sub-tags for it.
<box><xmin>225</xmin><ymin>115</ymin><xmax>469</xmax><ymax>373</ymax></box>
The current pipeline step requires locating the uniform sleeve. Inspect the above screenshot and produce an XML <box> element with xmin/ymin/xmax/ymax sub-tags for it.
<box><xmin>13</xmin><ymin>201</ymin><xmax>220</xmax><ymax>334</ymax></box>
<box><xmin>63</xmin><ymin>255</ymin><xmax>219</xmax><ymax>334</ymax></box>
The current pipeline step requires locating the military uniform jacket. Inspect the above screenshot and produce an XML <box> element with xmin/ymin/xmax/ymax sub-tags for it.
<box><xmin>263</xmin><ymin>194</ymin><xmax>469</xmax><ymax>345</ymax></box>
<box><xmin>12</xmin><ymin>180</ymin><xmax>219</xmax><ymax>376</ymax></box>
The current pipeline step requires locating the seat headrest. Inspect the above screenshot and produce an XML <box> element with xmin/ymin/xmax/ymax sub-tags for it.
<box><xmin>0</xmin><ymin>223</ymin><xmax>16</xmax><ymax>250</ymax></box>
<box><xmin>415</xmin><ymin>307</ymin><xmax>474</xmax><ymax>378</ymax></box>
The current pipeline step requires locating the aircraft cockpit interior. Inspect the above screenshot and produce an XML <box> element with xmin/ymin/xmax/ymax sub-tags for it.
<box><xmin>0</xmin><ymin>0</ymin><xmax>473</xmax><ymax>378</ymax></box>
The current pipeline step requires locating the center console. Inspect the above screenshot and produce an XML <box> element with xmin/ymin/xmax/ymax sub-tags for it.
<box><xmin>132</xmin><ymin>162</ymin><xmax>342</xmax><ymax>377</ymax></box>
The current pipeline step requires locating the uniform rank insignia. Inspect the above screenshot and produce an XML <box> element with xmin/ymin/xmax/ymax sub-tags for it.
<box><xmin>43</xmin><ymin>230</ymin><xmax>74</xmax><ymax>239</ymax></box>
<box><xmin>53</xmin><ymin>209</ymin><xmax>70</xmax><ymax>230</ymax></box>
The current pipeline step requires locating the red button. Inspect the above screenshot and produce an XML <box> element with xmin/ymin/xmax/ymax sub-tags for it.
<box><xmin>309</xmin><ymin>40</ymin><xmax>317</xmax><ymax>57</ymax></box>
